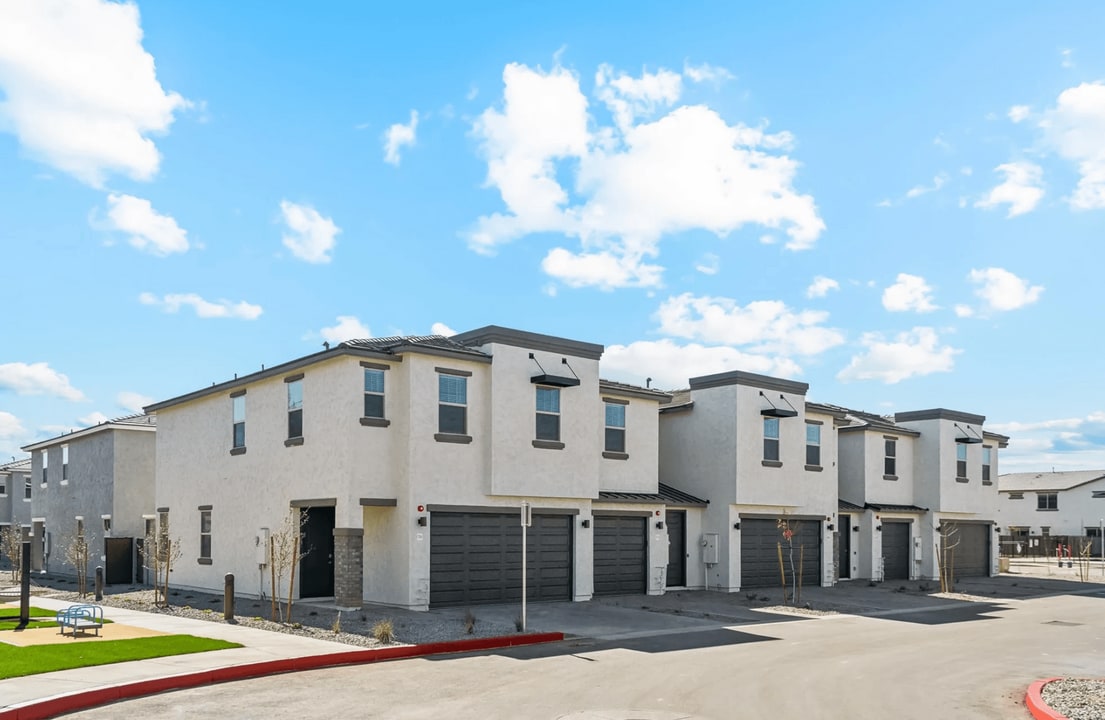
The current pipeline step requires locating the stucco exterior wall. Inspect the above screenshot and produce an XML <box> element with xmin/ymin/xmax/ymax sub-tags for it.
<box><xmin>998</xmin><ymin>477</ymin><xmax>1105</xmax><ymax>535</ymax></box>
<box><xmin>599</xmin><ymin>393</ymin><xmax>663</xmax><ymax>494</ymax></box>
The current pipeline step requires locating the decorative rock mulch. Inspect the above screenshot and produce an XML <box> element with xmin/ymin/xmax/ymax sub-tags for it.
<box><xmin>1041</xmin><ymin>679</ymin><xmax>1105</xmax><ymax>720</ymax></box>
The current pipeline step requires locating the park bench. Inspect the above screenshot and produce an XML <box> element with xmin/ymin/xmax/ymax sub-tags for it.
<box><xmin>56</xmin><ymin>604</ymin><xmax>104</xmax><ymax>638</ymax></box>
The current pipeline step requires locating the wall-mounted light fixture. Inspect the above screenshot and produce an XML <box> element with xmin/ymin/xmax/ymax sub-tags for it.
<box><xmin>852</xmin><ymin>526</ymin><xmax>859</xmax><ymax>533</ymax></box>
<box><xmin>581</xmin><ymin>519</ymin><xmax>591</xmax><ymax>528</ymax></box>
<box><xmin>733</xmin><ymin>522</ymin><xmax>741</xmax><ymax>530</ymax></box>
<box><xmin>827</xmin><ymin>523</ymin><xmax>834</xmax><ymax>531</ymax></box>
<box><xmin>417</xmin><ymin>516</ymin><xmax>427</xmax><ymax>527</ymax></box>
<box><xmin>656</xmin><ymin>521</ymin><xmax>665</xmax><ymax>529</ymax></box>
<box><xmin>876</xmin><ymin>525</ymin><xmax>882</xmax><ymax>532</ymax></box>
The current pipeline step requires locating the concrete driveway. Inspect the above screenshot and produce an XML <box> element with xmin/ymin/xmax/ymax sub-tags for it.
<box><xmin>61</xmin><ymin>575</ymin><xmax>1105</xmax><ymax>720</ymax></box>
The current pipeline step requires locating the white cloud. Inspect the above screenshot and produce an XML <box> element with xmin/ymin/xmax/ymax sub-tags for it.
<box><xmin>431</xmin><ymin>322</ymin><xmax>457</xmax><ymax>337</ymax></box>
<box><xmin>656</xmin><ymin>293</ymin><xmax>845</xmax><ymax>357</ymax></box>
<box><xmin>954</xmin><ymin>304</ymin><xmax>974</xmax><ymax>318</ymax></box>
<box><xmin>683</xmin><ymin>61</ymin><xmax>734</xmax><ymax>85</ymax></box>
<box><xmin>1061</xmin><ymin>48</ymin><xmax>1075</xmax><ymax>69</ymax></box>
<box><xmin>905</xmin><ymin>173</ymin><xmax>949</xmax><ymax>199</ymax></box>
<box><xmin>1008</xmin><ymin>105</ymin><xmax>1031</xmax><ymax>123</ymax></box>
<box><xmin>116</xmin><ymin>391</ymin><xmax>152</xmax><ymax>413</ymax></box>
<box><xmin>694</xmin><ymin>253</ymin><xmax>720</xmax><ymax>275</ymax></box>
<box><xmin>882</xmin><ymin>273</ymin><xmax>938</xmax><ymax>313</ymax></box>
<box><xmin>975</xmin><ymin>161</ymin><xmax>1045</xmax><ymax>217</ymax></box>
<box><xmin>0</xmin><ymin>0</ymin><xmax>189</xmax><ymax>186</ymax></box>
<box><xmin>468</xmin><ymin>61</ymin><xmax>824</xmax><ymax>289</ymax></box>
<box><xmin>1040</xmin><ymin>81</ymin><xmax>1105</xmax><ymax>210</ymax></box>
<box><xmin>383</xmin><ymin>110</ymin><xmax>418</xmax><ymax>166</ymax></box>
<box><xmin>139</xmin><ymin>292</ymin><xmax>262</xmax><ymax>320</ymax></box>
<box><xmin>103</xmin><ymin>193</ymin><xmax>188</xmax><ymax>255</ymax></box>
<box><xmin>967</xmin><ymin>267</ymin><xmax>1043</xmax><ymax>312</ymax></box>
<box><xmin>0</xmin><ymin>362</ymin><xmax>85</xmax><ymax>401</ymax></box>
<box><xmin>280</xmin><ymin>200</ymin><xmax>340</xmax><ymax>263</ymax></box>
<box><xmin>78</xmin><ymin>412</ymin><xmax>109</xmax><ymax>427</ymax></box>
<box><xmin>932</xmin><ymin>134</ymin><xmax>952</xmax><ymax>151</ymax></box>
<box><xmin>806</xmin><ymin>276</ymin><xmax>839</xmax><ymax>299</ymax></box>
<box><xmin>603</xmin><ymin>339</ymin><xmax>802</xmax><ymax>389</ymax></box>
<box><xmin>0</xmin><ymin>411</ymin><xmax>26</xmax><ymax>438</ymax></box>
<box><xmin>992</xmin><ymin>410</ymin><xmax>1105</xmax><ymax>473</ymax></box>
<box><xmin>319</xmin><ymin>316</ymin><xmax>371</xmax><ymax>343</ymax></box>
<box><xmin>837</xmin><ymin>327</ymin><xmax>960</xmax><ymax>384</ymax></box>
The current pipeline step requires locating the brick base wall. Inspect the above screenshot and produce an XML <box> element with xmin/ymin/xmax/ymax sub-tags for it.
<box><xmin>332</xmin><ymin>527</ymin><xmax>363</xmax><ymax>608</ymax></box>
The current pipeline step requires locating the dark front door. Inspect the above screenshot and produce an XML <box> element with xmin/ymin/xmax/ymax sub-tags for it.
<box><xmin>666</xmin><ymin>510</ymin><xmax>686</xmax><ymax>587</ymax></box>
<box><xmin>429</xmin><ymin>512</ymin><xmax>573</xmax><ymax>607</ymax></box>
<box><xmin>593</xmin><ymin>515</ymin><xmax>647</xmax><ymax>596</ymax></box>
<box><xmin>299</xmin><ymin>507</ymin><xmax>335</xmax><ymax>598</ymax></box>
<box><xmin>839</xmin><ymin>515</ymin><xmax>851</xmax><ymax>579</ymax></box>
<box><xmin>104</xmin><ymin>537</ymin><xmax>133</xmax><ymax>585</ymax></box>
<box><xmin>882</xmin><ymin>522</ymin><xmax>911</xmax><ymax>580</ymax></box>
<box><xmin>741</xmin><ymin>518</ymin><xmax>822</xmax><ymax>589</ymax></box>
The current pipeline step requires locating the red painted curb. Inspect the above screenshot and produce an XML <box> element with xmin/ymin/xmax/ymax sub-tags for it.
<box><xmin>1025</xmin><ymin>678</ymin><xmax>1068</xmax><ymax>720</ymax></box>
<box><xmin>0</xmin><ymin>631</ymin><xmax>564</xmax><ymax>720</ymax></box>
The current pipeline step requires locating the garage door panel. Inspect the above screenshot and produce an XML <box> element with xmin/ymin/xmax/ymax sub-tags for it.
<box><xmin>430</xmin><ymin>512</ymin><xmax>573</xmax><ymax>607</ymax></box>
<box><xmin>593</xmin><ymin>516</ymin><xmax>647</xmax><ymax>596</ymax></box>
<box><xmin>740</xmin><ymin>519</ymin><xmax>822</xmax><ymax>589</ymax></box>
<box><xmin>942</xmin><ymin>522</ymin><xmax>989</xmax><ymax>579</ymax></box>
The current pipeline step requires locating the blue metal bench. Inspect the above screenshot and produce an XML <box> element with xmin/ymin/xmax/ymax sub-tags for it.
<box><xmin>56</xmin><ymin>604</ymin><xmax>104</xmax><ymax>638</ymax></box>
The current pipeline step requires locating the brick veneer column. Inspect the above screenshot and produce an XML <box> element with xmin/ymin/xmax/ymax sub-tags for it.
<box><xmin>332</xmin><ymin>527</ymin><xmax>364</xmax><ymax>608</ymax></box>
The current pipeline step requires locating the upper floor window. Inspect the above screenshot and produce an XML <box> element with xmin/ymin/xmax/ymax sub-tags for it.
<box><xmin>956</xmin><ymin>443</ymin><xmax>967</xmax><ymax>479</ymax></box>
<box><xmin>199</xmin><ymin>509</ymin><xmax>212</xmax><ymax>560</ymax></box>
<box><xmin>0</xmin><ymin>476</ymin><xmax>6</xmax><ymax>496</ymax></box>
<box><xmin>535</xmin><ymin>387</ymin><xmax>560</xmax><ymax>442</ymax></box>
<box><xmin>1037</xmin><ymin>493</ymin><xmax>1058</xmax><ymax>511</ymax></box>
<box><xmin>76</xmin><ymin>517</ymin><xmax>84</xmax><ymax>538</ymax></box>
<box><xmin>364</xmin><ymin>369</ymin><xmax>385</xmax><ymax>419</ymax></box>
<box><xmin>40</xmin><ymin>449</ymin><xmax>47</xmax><ymax>486</ymax></box>
<box><xmin>982</xmin><ymin>445</ymin><xmax>992</xmax><ymax>483</ymax></box>
<box><xmin>232</xmin><ymin>394</ymin><xmax>246</xmax><ymax>449</ymax></box>
<box><xmin>763</xmin><ymin>417</ymin><xmax>780</xmax><ymax>462</ymax></box>
<box><xmin>62</xmin><ymin>445</ymin><xmax>69</xmax><ymax>482</ymax></box>
<box><xmin>24</xmin><ymin>478</ymin><xmax>31</xmax><ymax>500</ymax></box>
<box><xmin>605</xmin><ymin>402</ymin><xmax>626</xmax><ymax>453</ymax></box>
<box><xmin>438</xmin><ymin>374</ymin><xmax>467</xmax><ymax>435</ymax></box>
<box><xmin>287</xmin><ymin>378</ymin><xmax>304</xmax><ymax>439</ymax></box>
<box><xmin>885</xmin><ymin>439</ymin><xmax>897</xmax><ymax>477</ymax></box>
<box><xmin>805</xmin><ymin>423</ymin><xmax>821</xmax><ymax>467</ymax></box>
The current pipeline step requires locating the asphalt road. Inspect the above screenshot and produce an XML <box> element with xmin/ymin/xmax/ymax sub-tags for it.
<box><xmin>63</xmin><ymin>591</ymin><xmax>1105</xmax><ymax>720</ymax></box>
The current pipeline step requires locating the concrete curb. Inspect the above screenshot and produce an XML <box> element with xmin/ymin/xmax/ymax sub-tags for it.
<box><xmin>0</xmin><ymin>631</ymin><xmax>564</xmax><ymax>720</ymax></box>
<box><xmin>1025</xmin><ymin>678</ymin><xmax>1067</xmax><ymax>720</ymax></box>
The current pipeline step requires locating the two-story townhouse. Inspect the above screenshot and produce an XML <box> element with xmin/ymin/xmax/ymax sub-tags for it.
<box><xmin>0</xmin><ymin>457</ymin><xmax>33</xmax><ymax>570</ymax></box>
<box><xmin>147</xmin><ymin>326</ymin><xmax>697</xmax><ymax>611</ymax></box>
<box><xmin>892</xmin><ymin>409</ymin><xmax>1008</xmax><ymax>581</ymax></box>
<box><xmin>998</xmin><ymin>470</ymin><xmax>1105</xmax><ymax>543</ymax></box>
<box><xmin>19</xmin><ymin>415</ymin><xmax>156</xmax><ymax>582</ymax></box>
<box><xmin>658</xmin><ymin>371</ymin><xmax>841</xmax><ymax>593</ymax></box>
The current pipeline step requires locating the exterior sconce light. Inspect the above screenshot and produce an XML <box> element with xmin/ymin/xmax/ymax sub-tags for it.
<box><xmin>852</xmin><ymin>526</ymin><xmax>859</xmax><ymax>533</ymax></box>
<box><xmin>876</xmin><ymin>525</ymin><xmax>882</xmax><ymax>531</ymax></box>
<box><xmin>417</xmin><ymin>516</ymin><xmax>427</xmax><ymax>527</ymax></box>
<box><xmin>827</xmin><ymin>523</ymin><xmax>834</xmax><ymax>531</ymax></box>
<box><xmin>994</xmin><ymin>526</ymin><xmax>1002</xmax><ymax>533</ymax></box>
<box><xmin>733</xmin><ymin>522</ymin><xmax>741</xmax><ymax>530</ymax></box>
<box><xmin>656</xmin><ymin>521</ymin><xmax>665</xmax><ymax>529</ymax></box>
<box><xmin>581</xmin><ymin>519</ymin><xmax>590</xmax><ymax>528</ymax></box>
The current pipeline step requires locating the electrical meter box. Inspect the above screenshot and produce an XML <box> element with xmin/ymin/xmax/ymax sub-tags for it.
<box><xmin>702</xmin><ymin>533</ymin><xmax>719</xmax><ymax>564</ymax></box>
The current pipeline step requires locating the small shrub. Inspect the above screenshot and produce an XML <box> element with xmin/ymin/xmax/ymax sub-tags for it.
<box><xmin>463</xmin><ymin>608</ymin><xmax>476</xmax><ymax>635</ymax></box>
<box><xmin>373</xmin><ymin>618</ymin><xmax>395</xmax><ymax>644</ymax></box>
<box><xmin>291</xmin><ymin>622</ymin><xmax>303</xmax><ymax>629</ymax></box>
<box><xmin>513</xmin><ymin>616</ymin><xmax>523</xmax><ymax>632</ymax></box>
<box><xmin>745</xmin><ymin>592</ymin><xmax>757</xmax><ymax>602</ymax></box>
<box><xmin>331</xmin><ymin>611</ymin><xmax>342</xmax><ymax>635</ymax></box>
<box><xmin>360</xmin><ymin>614</ymin><xmax>367</xmax><ymax>622</ymax></box>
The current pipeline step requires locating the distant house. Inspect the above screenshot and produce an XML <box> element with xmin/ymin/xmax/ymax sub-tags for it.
<box><xmin>0</xmin><ymin>457</ymin><xmax>33</xmax><ymax>567</ymax></box>
<box><xmin>20</xmin><ymin>415</ymin><xmax>156</xmax><ymax>583</ymax></box>
<box><xmin>998</xmin><ymin>470</ymin><xmax>1105</xmax><ymax>541</ymax></box>
<box><xmin>146</xmin><ymin>326</ymin><xmax>703</xmax><ymax>610</ymax></box>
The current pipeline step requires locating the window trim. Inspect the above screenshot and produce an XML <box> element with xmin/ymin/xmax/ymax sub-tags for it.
<box><xmin>362</xmin><ymin>365</ymin><xmax>387</xmax><ymax>423</ymax></box>
<box><xmin>982</xmin><ymin>445</ymin><xmax>992</xmax><ymax>484</ymax></box>
<box><xmin>286</xmin><ymin>377</ymin><xmax>304</xmax><ymax>441</ymax></box>
<box><xmin>956</xmin><ymin>442</ymin><xmax>968</xmax><ymax>480</ymax></box>
<box><xmin>805</xmin><ymin>421</ymin><xmax>821</xmax><ymax>469</ymax></box>
<box><xmin>198</xmin><ymin>507</ymin><xmax>212</xmax><ymax>562</ymax></box>
<box><xmin>763</xmin><ymin>417</ymin><xmax>780</xmax><ymax>463</ymax></box>
<box><xmin>535</xmin><ymin>386</ymin><xmax>561</xmax><ymax>443</ymax></box>
<box><xmin>1036</xmin><ymin>492</ymin><xmax>1058</xmax><ymax>511</ymax></box>
<box><xmin>604</xmin><ymin>401</ymin><xmax>627</xmax><ymax>456</ymax></box>
<box><xmin>437</xmin><ymin>373</ymin><xmax>469</xmax><ymax>439</ymax></box>
<box><xmin>231</xmin><ymin>391</ymin><xmax>246</xmax><ymax>452</ymax></box>
<box><xmin>61</xmin><ymin>445</ymin><xmax>69</xmax><ymax>485</ymax></box>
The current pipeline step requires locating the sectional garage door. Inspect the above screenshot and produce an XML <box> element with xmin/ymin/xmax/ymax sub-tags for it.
<box><xmin>429</xmin><ymin>512</ymin><xmax>572</xmax><ymax>608</ymax></box>
<box><xmin>593</xmin><ymin>515</ymin><xmax>647</xmax><ymax>596</ymax></box>
<box><xmin>941</xmin><ymin>522</ymin><xmax>990</xmax><ymax>580</ymax></box>
<box><xmin>740</xmin><ymin>518</ymin><xmax>822</xmax><ymax>589</ymax></box>
<box><xmin>882</xmin><ymin>522</ymin><xmax>912</xmax><ymax>580</ymax></box>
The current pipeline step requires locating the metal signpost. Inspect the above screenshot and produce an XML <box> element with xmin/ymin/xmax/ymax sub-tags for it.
<box><xmin>520</xmin><ymin>501</ymin><xmax>531</xmax><ymax>632</ymax></box>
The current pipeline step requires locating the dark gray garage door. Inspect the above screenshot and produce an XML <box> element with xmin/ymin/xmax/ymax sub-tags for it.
<box><xmin>741</xmin><ymin>518</ymin><xmax>821</xmax><ymax>588</ymax></box>
<box><xmin>941</xmin><ymin>522</ymin><xmax>990</xmax><ymax>580</ymax></box>
<box><xmin>430</xmin><ymin>512</ymin><xmax>572</xmax><ymax>607</ymax></box>
<box><xmin>593</xmin><ymin>515</ymin><xmax>647</xmax><ymax>596</ymax></box>
<box><xmin>882</xmin><ymin>521</ymin><xmax>911</xmax><ymax>580</ymax></box>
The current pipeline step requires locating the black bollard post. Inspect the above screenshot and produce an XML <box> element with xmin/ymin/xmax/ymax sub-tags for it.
<box><xmin>224</xmin><ymin>573</ymin><xmax>235</xmax><ymax>622</ymax></box>
<box><xmin>19</xmin><ymin>540</ymin><xmax>31</xmax><ymax>629</ymax></box>
<box><xmin>95</xmin><ymin>566</ymin><xmax>104</xmax><ymax>601</ymax></box>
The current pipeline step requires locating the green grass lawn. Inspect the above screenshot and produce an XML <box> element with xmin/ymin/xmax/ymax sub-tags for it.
<box><xmin>0</xmin><ymin>607</ymin><xmax>115</xmax><ymax>631</ymax></box>
<box><xmin>0</xmin><ymin>606</ymin><xmax>56</xmax><ymax>619</ymax></box>
<box><xmin>0</xmin><ymin>635</ymin><xmax>242</xmax><ymax>679</ymax></box>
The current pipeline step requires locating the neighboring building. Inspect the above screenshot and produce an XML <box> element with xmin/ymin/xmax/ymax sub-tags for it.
<box><xmin>20</xmin><ymin>415</ymin><xmax>157</xmax><ymax>582</ymax></box>
<box><xmin>147</xmin><ymin>326</ymin><xmax>702</xmax><ymax>610</ymax></box>
<box><xmin>998</xmin><ymin>470</ymin><xmax>1105</xmax><ymax>540</ymax></box>
<box><xmin>837</xmin><ymin>407</ymin><xmax>1008</xmax><ymax>582</ymax></box>
<box><xmin>658</xmin><ymin>371</ymin><xmax>842</xmax><ymax>592</ymax></box>
<box><xmin>0</xmin><ymin>457</ymin><xmax>33</xmax><ymax>569</ymax></box>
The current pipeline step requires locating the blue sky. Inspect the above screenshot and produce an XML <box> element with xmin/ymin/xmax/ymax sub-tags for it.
<box><xmin>1</xmin><ymin>1</ymin><xmax>1103</xmax><ymax>472</ymax></box>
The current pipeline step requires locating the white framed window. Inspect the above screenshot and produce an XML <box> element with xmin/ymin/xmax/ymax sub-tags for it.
<box><xmin>24</xmin><ymin>478</ymin><xmax>31</xmax><ymax>500</ymax></box>
<box><xmin>40</xmin><ymin>449</ymin><xmax>48</xmax><ymax>487</ymax></box>
<box><xmin>535</xmin><ymin>387</ymin><xmax>560</xmax><ymax>442</ymax></box>
<box><xmin>982</xmin><ymin>445</ymin><xmax>992</xmax><ymax>483</ymax></box>
<box><xmin>102</xmin><ymin>515</ymin><xmax>112</xmax><ymax>534</ymax></box>
<box><xmin>805</xmin><ymin>422</ymin><xmax>821</xmax><ymax>467</ymax></box>
<box><xmin>763</xmin><ymin>417</ymin><xmax>780</xmax><ymax>462</ymax></box>
<box><xmin>1037</xmin><ymin>493</ymin><xmax>1058</xmax><ymax>511</ymax></box>
<box><xmin>438</xmin><ymin>374</ymin><xmax>468</xmax><ymax>435</ymax></box>
<box><xmin>61</xmin><ymin>445</ymin><xmax>68</xmax><ymax>483</ymax></box>
<box><xmin>364</xmin><ymin>369</ymin><xmax>385</xmax><ymax>419</ymax></box>
<box><xmin>287</xmin><ymin>378</ymin><xmax>303</xmax><ymax>439</ymax></box>
<box><xmin>956</xmin><ymin>443</ymin><xmax>967</xmax><ymax>479</ymax></box>
<box><xmin>0</xmin><ymin>475</ymin><xmax>6</xmax><ymax>497</ymax></box>
<box><xmin>885</xmin><ymin>438</ymin><xmax>897</xmax><ymax>476</ymax></box>
<box><xmin>199</xmin><ymin>509</ymin><xmax>212</xmax><ymax>559</ymax></box>
<box><xmin>232</xmin><ymin>393</ymin><xmax>246</xmax><ymax>449</ymax></box>
<box><xmin>604</xmin><ymin>402</ymin><xmax>626</xmax><ymax>453</ymax></box>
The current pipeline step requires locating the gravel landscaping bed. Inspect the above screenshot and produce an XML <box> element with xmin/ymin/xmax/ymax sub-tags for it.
<box><xmin>1041</xmin><ymin>678</ymin><xmax>1105</xmax><ymax>720</ymax></box>
<box><xmin>6</xmin><ymin>577</ymin><xmax>521</xmax><ymax>648</ymax></box>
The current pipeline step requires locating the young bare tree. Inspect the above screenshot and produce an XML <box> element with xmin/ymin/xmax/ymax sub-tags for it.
<box><xmin>937</xmin><ymin>524</ymin><xmax>960</xmax><ymax>593</ymax></box>
<box><xmin>60</xmin><ymin>532</ymin><xmax>91</xmax><ymax>597</ymax></box>
<box><xmin>139</xmin><ymin>525</ymin><xmax>182</xmax><ymax>608</ymax></box>
<box><xmin>776</xmin><ymin>514</ymin><xmax>803</xmax><ymax>605</ymax></box>
<box><xmin>269</xmin><ymin>510</ymin><xmax>309</xmax><ymax>623</ymax></box>
<box><xmin>0</xmin><ymin>526</ymin><xmax>22</xmax><ymax>583</ymax></box>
